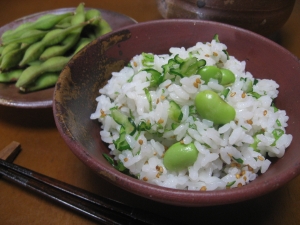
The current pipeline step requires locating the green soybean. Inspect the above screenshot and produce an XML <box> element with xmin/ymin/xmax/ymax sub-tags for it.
<box><xmin>195</xmin><ymin>90</ymin><xmax>236</xmax><ymax>125</ymax></box>
<box><xmin>163</xmin><ymin>142</ymin><xmax>198</xmax><ymax>171</ymax></box>
<box><xmin>1</xmin><ymin>43</ymin><xmax>20</xmax><ymax>56</ymax></box>
<box><xmin>19</xmin><ymin>20</ymin><xmax>89</xmax><ymax>66</ymax></box>
<box><xmin>2</xmin><ymin>29</ymin><xmax>48</xmax><ymax>46</ymax></box>
<box><xmin>0</xmin><ymin>44</ymin><xmax>29</xmax><ymax>71</ymax></box>
<box><xmin>197</xmin><ymin>65</ymin><xmax>222</xmax><ymax>84</ymax></box>
<box><xmin>16</xmin><ymin>55</ymin><xmax>71</xmax><ymax>88</ymax></box>
<box><xmin>39</xmin><ymin>33</ymin><xmax>80</xmax><ymax>61</ymax></box>
<box><xmin>73</xmin><ymin>37</ymin><xmax>92</xmax><ymax>54</ymax></box>
<box><xmin>19</xmin><ymin>72</ymin><xmax>59</xmax><ymax>92</ymax></box>
<box><xmin>2</xmin><ymin>12</ymin><xmax>73</xmax><ymax>42</ymax></box>
<box><xmin>0</xmin><ymin>69</ymin><xmax>23</xmax><ymax>82</ymax></box>
<box><xmin>220</xmin><ymin>68</ymin><xmax>235</xmax><ymax>85</ymax></box>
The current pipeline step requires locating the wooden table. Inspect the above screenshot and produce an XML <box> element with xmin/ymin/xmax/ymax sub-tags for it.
<box><xmin>1</xmin><ymin>1</ymin><xmax>300</xmax><ymax>224</ymax></box>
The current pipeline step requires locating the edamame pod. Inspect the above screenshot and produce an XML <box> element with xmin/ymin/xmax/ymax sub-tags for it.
<box><xmin>73</xmin><ymin>37</ymin><xmax>92</xmax><ymax>54</ymax></box>
<box><xmin>16</xmin><ymin>55</ymin><xmax>71</xmax><ymax>88</ymax></box>
<box><xmin>19</xmin><ymin>72</ymin><xmax>59</xmax><ymax>92</ymax></box>
<box><xmin>195</xmin><ymin>90</ymin><xmax>236</xmax><ymax>125</ymax></box>
<box><xmin>39</xmin><ymin>33</ymin><xmax>80</xmax><ymax>61</ymax></box>
<box><xmin>0</xmin><ymin>44</ymin><xmax>29</xmax><ymax>71</ymax></box>
<box><xmin>1</xmin><ymin>43</ymin><xmax>20</xmax><ymax>56</ymax></box>
<box><xmin>2</xmin><ymin>12</ymin><xmax>73</xmax><ymax>42</ymax></box>
<box><xmin>2</xmin><ymin>29</ymin><xmax>47</xmax><ymax>46</ymax></box>
<box><xmin>163</xmin><ymin>142</ymin><xmax>198</xmax><ymax>171</ymax></box>
<box><xmin>0</xmin><ymin>69</ymin><xmax>23</xmax><ymax>82</ymax></box>
<box><xmin>19</xmin><ymin>20</ymin><xmax>90</xmax><ymax>66</ymax></box>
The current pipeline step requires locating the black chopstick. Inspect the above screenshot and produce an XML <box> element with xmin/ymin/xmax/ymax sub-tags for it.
<box><xmin>0</xmin><ymin>158</ymin><xmax>178</xmax><ymax>225</ymax></box>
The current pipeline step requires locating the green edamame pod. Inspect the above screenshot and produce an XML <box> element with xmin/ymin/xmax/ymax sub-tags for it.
<box><xmin>2</xmin><ymin>29</ymin><xmax>48</xmax><ymax>46</ymax></box>
<box><xmin>0</xmin><ymin>44</ymin><xmax>29</xmax><ymax>71</ymax></box>
<box><xmin>0</xmin><ymin>69</ymin><xmax>23</xmax><ymax>82</ymax></box>
<box><xmin>2</xmin><ymin>12</ymin><xmax>73</xmax><ymax>42</ymax></box>
<box><xmin>97</xmin><ymin>18</ymin><xmax>112</xmax><ymax>36</ymax></box>
<box><xmin>16</xmin><ymin>55</ymin><xmax>71</xmax><ymax>88</ymax></box>
<box><xmin>19</xmin><ymin>20</ymin><xmax>90</xmax><ymax>66</ymax></box>
<box><xmin>19</xmin><ymin>72</ymin><xmax>59</xmax><ymax>92</ymax></box>
<box><xmin>1</xmin><ymin>43</ymin><xmax>20</xmax><ymax>56</ymax></box>
<box><xmin>1</xmin><ymin>22</ymin><xmax>32</xmax><ymax>39</ymax></box>
<box><xmin>39</xmin><ymin>33</ymin><xmax>80</xmax><ymax>61</ymax></box>
<box><xmin>163</xmin><ymin>142</ymin><xmax>198</xmax><ymax>171</ymax></box>
<box><xmin>73</xmin><ymin>37</ymin><xmax>92</xmax><ymax>54</ymax></box>
<box><xmin>195</xmin><ymin>90</ymin><xmax>236</xmax><ymax>125</ymax></box>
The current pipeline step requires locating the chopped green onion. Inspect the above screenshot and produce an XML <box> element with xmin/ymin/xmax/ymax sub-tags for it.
<box><xmin>226</xmin><ymin>181</ymin><xmax>236</xmax><ymax>188</ymax></box>
<box><xmin>271</xmin><ymin>129</ymin><xmax>284</xmax><ymax>146</ymax></box>
<box><xmin>233</xmin><ymin>157</ymin><xmax>244</xmax><ymax>164</ymax></box>
<box><xmin>143</xmin><ymin>68</ymin><xmax>164</xmax><ymax>87</ymax></box>
<box><xmin>141</xmin><ymin>52</ymin><xmax>154</xmax><ymax>67</ymax></box>
<box><xmin>144</xmin><ymin>88</ymin><xmax>152</xmax><ymax>111</ymax></box>
<box><xmin>276</xmin><ymin>119</ymin><xmax>282</xmax><ymax>127</ymax></box>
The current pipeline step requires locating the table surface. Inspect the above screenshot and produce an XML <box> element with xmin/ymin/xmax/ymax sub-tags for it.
<box><xmin>1</xmin><ymin>1</ymin><xmax>300</xmax><ymax>224</ymax></box>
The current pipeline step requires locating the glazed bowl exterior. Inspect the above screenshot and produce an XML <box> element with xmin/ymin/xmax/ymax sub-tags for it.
<box><xmin>156</xmin><ymin>0</ymin><xmax>296</xmax><ymax>36</ymax></box>
<box><xmin>53</xmin><ymin>19</ymin><xmax>300</xmax><ymax>207</ymax></box>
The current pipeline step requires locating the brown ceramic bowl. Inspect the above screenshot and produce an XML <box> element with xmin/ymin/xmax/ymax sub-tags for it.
<box><xmin>156</xmin><ymin>0</ymin><xmax>296</xmax><ymax>36</ymax></box>
<box><xmin>53</xmin><ymin>19</ymin><xmax>300</xmax><ymax>207</ymax></box>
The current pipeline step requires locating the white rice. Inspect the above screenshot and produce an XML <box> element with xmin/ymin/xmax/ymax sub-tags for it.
<box><xmin>91</xmin><ymin>38</ymin><xmax>293</xmax><ymax>190</ymax></box>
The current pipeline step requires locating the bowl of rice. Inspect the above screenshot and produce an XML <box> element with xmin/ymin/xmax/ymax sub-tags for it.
<box><xmin>53</xmin><ymin>19</ymin><xmax>300</xmax><ymax>207</ymax></box>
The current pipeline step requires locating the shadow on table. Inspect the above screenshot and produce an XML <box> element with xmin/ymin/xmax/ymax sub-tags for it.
<box><xmin>0</xmin><ymin>105</ymin><xmax>55</xmax><ymax>128</ymax></box>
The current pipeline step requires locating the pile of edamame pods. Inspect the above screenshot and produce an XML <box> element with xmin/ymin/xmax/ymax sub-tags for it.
<box><xmin>0</xmin><ymin>3</ymin><xmax>112</xmax><ymax>92</ymax></box>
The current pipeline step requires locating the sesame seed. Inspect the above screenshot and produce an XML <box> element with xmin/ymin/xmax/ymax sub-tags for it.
<box><xmin>246</xmin><ymin>119</ymin><xmax>253</xmax><ymax>125</ymax></box>
<box><xmin>237</xmin><ymin>183</ymin><xmax>243</xmax><ymax>187</ymax></box>
<box><xmin>153</xmin><ymin>151</ymin><xmax>157</xmax><ymax>156</ymax></box>
<box><xmin>230</xmin><ymin>92</ymin><xmax>236</xmax><ymax>97</ymax></box>
<box><xmin>156</xmin><ymin>98</ymin><xmax>160</xmax><ymax>104</ymax></box>
<box><xmin>193</xmin><ymin>81</ymin><xmax>199</xmax><ymax>88</ymax></box>
<box><xmin>235</xmin><ymin>174</ymin><xmax>240</xmax><ymax>179</ymax></box>
<box><xmin>160</xmin><ymin>95</ymin><xmax>166</xmax><ymax>100</ymax></box>
<box><xmin>241</xmin><ymin>92</ymin><xmax>246</xmax><ymax>98</ymax></box>
<box><xmin>124</xmin><ymin>157</ymin><xmax>128</xmax><ymax>162</ymax></box>
<box><xmin>213</xmin><ymin>52</ymin><xmax>218</xmax><ymax>56</ymax></box>
<box><xmin>100</xmin><ymin>109</ymin><xmax>106</xmax><ymax>117</ymax></box>
<box><xmin>133</xmin><ymin>61</ymin><xmax>137</xmax><ymax>67</ymax></box>
<box><xmin>258</xmin><ymin>155</ymin><xmax>264</xmax><ymax>161</ymax></box>
<box><xmin>143</xmin><ymin>177</ymin><xmax>148</xmax><ymax>181</ymax></box>
<box><xmin>138</xmin><ymin>139</ymin><xmax>143</xmax><ymax>145</ymax></box>
<box><xmin>243</xmin><ymin>176</ymin><xmax>247</xmax><ymax>181</ymax></box>
<box><xmin>263</xmin><ymin>110</ymin><xmax>268</xmax><ymax>116</ymax></box>
<box><xmin>156</xmin><ymin>173</ymin><xmax>160</xmax><ymax>178</ymax></box>
<box><xmin>200</xmin><ymin>186</ymin><xmax>207</xmax><ymax>191</ymax></box>
<box><xmin>205</xmin><ymin>54</ymin><xmax>210</xmax><ymax>57</ymax></box>
<box><xmin>158</xmin><ymin>118</ymin><xmax>164</xmax><ymax>124</ymax></box>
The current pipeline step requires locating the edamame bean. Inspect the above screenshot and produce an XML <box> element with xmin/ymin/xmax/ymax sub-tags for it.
<box><xmin>0</xmin><ymin>69</ymin><xmax>23</xmax><ymax>82</ymax></box>
<box><xmin>2</xmin><ymin>12</ymin><xmax>73</xmax><ymax>42</ymax></box>
<box><xmin>1</xmin><ymin>43</ymin><xmax>20</xmax><ymax>56</ymax></box>
<box><xmin>163</xmin><ymin>142</ymin><xmax>198</xmax><ymax>171</ymax></box>
<box><xmin>2</xmin><ymin>29</ymin><xmax>47</xmax><ymax>46</ymax></box>
<box><xmin>19</xmin><ymin>21</ymin><xmax>89</xmax><ymax>66</ymax></box>
<box><xmin>16</xmin><ymin>55</ymin><xmax>71</xmax><ymax>88</ymax></box>
<box><xmin>39</xmin><ymin>33</ymin><xmax>80</xmax><ymax>61</ymax></box>
<box><xmin>197</xmin><ymin>65</ymin><xmax>222</xmax><ymax>84</ymax></box>
<box><xmin>73</xmin><ymin>37</ymin><xmax>93</xmax><ymax>54</ymax></box>
<box><xmin>0</xmin><ymin>44</ymin><xmax>28</xmax><ymax>71</ymax></box>
<box><xmin>195</xmin><ymin>90</ymin><xmax>236</xmax><ymax>125</ymax></box>
<box><xmin>220</xmin><ymin>68</ymin><xmax>235</xmax><ymax>85</ymax></box>
<box><xmin>19</xmin><ymin>72</ymin><xmax>59</xmax><ymax>92</ymax></box>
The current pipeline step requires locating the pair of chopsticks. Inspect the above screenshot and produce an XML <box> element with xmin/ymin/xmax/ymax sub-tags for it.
<box><xmin>0</xmin><ymin>142</ymin><xmax>179</xmax><ymax>225</ymax></box>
